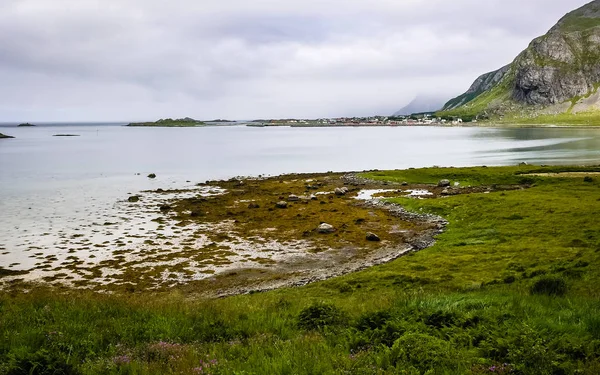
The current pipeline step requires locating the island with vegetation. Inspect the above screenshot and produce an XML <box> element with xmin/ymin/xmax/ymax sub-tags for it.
<box><xmin>2</xmin><ymin>164</ymin><xmax>600</xmax><ymax>374</ymax></box>
<box><xmin>0</xmin><ymin>132</ymin><xmax>14</xmax><ymax>139</ymax></box>
<box><xmin>127</xmin><ymin>117</ymin><xmax>205</xmax><ymax>127</ymax></box>
<box><xmin>17</xmin><ymin>123</ymin><xmax>36</xmax><ymax>127</ymax></box>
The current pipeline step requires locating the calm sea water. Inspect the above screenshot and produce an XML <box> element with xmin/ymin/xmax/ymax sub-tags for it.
<box><xmin>1</xmin><ymin>124</ymin><xmax>600</xmax><ymax>273</ymax></box>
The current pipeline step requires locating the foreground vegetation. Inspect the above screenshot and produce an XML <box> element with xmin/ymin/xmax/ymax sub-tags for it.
<box><xmin>2</xmin><ymin>165</ymin><xmax>600</xmax><ymax>374</ymax></box>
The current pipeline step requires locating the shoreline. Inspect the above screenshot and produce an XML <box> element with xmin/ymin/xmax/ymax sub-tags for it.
<box><xmin>247</xmin><ymin>123</ymin><xmax>600</xmax><ymax>129</ymax></box>
<box><xmin>0</xmin><ymin>171</ymin><xmax>453</xmax><ymax>296</ymax></box>
<box><xmin>1</xmin><ymin>169</ymin><xmax>538</xmax><ymax>297</ymax></box>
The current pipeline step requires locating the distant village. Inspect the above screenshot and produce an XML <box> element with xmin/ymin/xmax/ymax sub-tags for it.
<box><xmin>249</xmin><ymin>114</ymin><xmax>473</xmax><ymax>127</ymax></box>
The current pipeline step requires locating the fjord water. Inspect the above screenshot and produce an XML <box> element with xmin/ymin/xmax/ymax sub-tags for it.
<box><xmin>0</xmin><ymin>124</ymin><xmax>600</xmax><ymax>273</ymax></box>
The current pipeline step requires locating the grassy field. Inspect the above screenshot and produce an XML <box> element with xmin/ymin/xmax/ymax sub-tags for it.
<box><xmin>498</xmin><ymin>110</ymin><xmax>600</xmax><ymax>126</ymax></box>
<box><xmin>2</xmin><ymin>165</ymin><xmax>600</xmax><ymax>374</ymax></box>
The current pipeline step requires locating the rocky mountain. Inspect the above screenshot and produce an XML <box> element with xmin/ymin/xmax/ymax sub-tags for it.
<box><xmin>442</xmin><ymin>65</ymin><xmax>510</xmax><ymax>111</ymax></box>
<box><xmin>440</xmin><ymin>0</ymin><xmax>600</xmax><ymax>122</ymax></box>
<box><xmin>393</xmin><ymin>95</ymin><xmax>448</xmax><ymax>116</ymax></box>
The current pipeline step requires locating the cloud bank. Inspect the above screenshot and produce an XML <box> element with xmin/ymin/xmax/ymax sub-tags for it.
<box><xmin>0</xmin><ymin>0</ymin><xmax>591</xmax><ymax>121</ymax></box>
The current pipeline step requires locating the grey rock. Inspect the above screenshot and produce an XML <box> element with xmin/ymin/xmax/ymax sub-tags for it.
<box><xmin>288</xmin><ymin>194</ymin><xmax>300</xmax><ymax>202</ymax></box>
<box><xmin>334</xmin><ymin>187</ymin><xmax>349</xmax><ymax>196</ymax></box>
<box><xmin>276</xmin><ymin>201</ymin><xmax>288</xmax><ymax>209</ymax></box>
<box><xmin>438</xmin><ymin>179</ymin><xmax>451</xmax><ymax>187</ymax></box>
<box><xmin>317</xmin><ymin>223</ymin><xmax>335</xmax><ymax>234</ymax></box>
<box><xmin>148</xmin><ymin>173</ymin><xmax>157</xmax><ymax>179</ymax></box>
<box><xmin>128</xmin><ymin>195</ymin><xmax>140</xmax><ymax>203</ymax></box>
<box><xmin>441</xmin><ymin>189</ymin><xmax>450</xmax><ymax>196</ymax></box>
<box><xmin>366</xmin><ymin>232</ymin><xmax>381</xmax><ymax>242</ymax></box>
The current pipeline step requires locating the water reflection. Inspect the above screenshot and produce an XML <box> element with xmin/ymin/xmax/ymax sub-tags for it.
<box><xmin>475</xmin><ymin>128</ymin><xmax>600</xmax><ymax>165</ymax></box>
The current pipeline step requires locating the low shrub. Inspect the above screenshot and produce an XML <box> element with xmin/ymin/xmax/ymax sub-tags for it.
<box><xmin>6</xmin><ymin>349</ymin><xmax>79</xmax><ymax>375</ymax></box>
<box><xmin>355</xmin><ymin>310</ymin><xmax>391</xmax><ymax>331</ymax></box>
<box><xmin>382</xmin><ymin>333</ymin><xmax>462</xmax><ymax>372</ymax></box>
<box><xmin>297</xmin><ymin>302</ymin><xmax>346</xmax><ymax>330</ymax></box>
<box><xmin>530</xmin><ymin>276</ymin><xmax>568</xmax><ymax>296</ymax></box>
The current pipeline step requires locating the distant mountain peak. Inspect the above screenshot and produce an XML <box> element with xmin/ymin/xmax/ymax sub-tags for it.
<box><xmin>393</xmin><ymin>95</ymin><xmax>447</xmax><ymax>116</ymax></box>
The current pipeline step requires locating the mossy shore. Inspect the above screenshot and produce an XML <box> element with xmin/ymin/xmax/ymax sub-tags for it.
<box><xmin>2</xmin><ymin>165</ymin><xmax>600</xmax><ymax>374</ymax></box>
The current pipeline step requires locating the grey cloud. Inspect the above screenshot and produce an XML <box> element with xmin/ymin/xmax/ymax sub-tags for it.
<box><xmin>0</xmin><ymin>0</ymin><xmax>592</xmax><ymax>121</ymax></box>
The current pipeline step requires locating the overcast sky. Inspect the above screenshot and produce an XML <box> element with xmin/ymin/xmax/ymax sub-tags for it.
<box><xmin>0</xmin><ymin>0</ymin><xmax>591</xmax><ymax>121</ymax></box>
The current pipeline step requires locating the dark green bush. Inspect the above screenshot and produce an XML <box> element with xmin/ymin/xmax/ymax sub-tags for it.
<box><xmin>7</xmin><ymin>349</ymin><xmax>79</xmax><ymax>375</ymax></box>
<box><xmin>424</xmin><ymin>310</ymin><xmax>458</xmax><ymax>328</ymax></box>
<box><xmin>530</xmin><ymin>276</ymin><xmax>568</xmax><ymax>296</ymax></box>
<box><xmin>355</xmin><ymin>310</ymin><xmax>391</xmax><ymax>331</ymax></box>
<box><xmin>297</xmin><ymin>302</ymin><xmax>346</xmax><ymax>330</ymax></box>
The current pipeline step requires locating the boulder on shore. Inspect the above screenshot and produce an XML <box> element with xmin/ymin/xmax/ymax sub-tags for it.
<box><xmin>276</xmin><ymin>201</ymin><xmax>288</xmax><ymax>209</ymax></box>
<box><xmin>366</xmin><ymin>232</ymin><xmax>381</xmax><ymax>242</ymax></box>
<box><xmin>334</xmin><ymin>187</ymin><xmax>349</xmax><ymax>196</ymax></box>
<box><xmin>318</xmin><ymin>223</ymin><xmax>336</xmax><ymax>234</ymax></box>
<box><xmin>438</xmin><ymin>179</ymin><xmax>451</xmax><ymax>187</ymax></box>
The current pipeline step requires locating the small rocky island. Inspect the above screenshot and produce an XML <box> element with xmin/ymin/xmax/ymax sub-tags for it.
<box><xmin>0</xmin><ymin>133</ymin><xmax>15</xmax><ymax>139</ymax></box>
<box><xmin>127</xmin><ymin>117</ymin><xmax>205</xmax><ymax>127</ymax></box>
<box><xmin>18</xmin><ymin>123</ymin><xmax>35</xmax><ymax>127</ymax></box>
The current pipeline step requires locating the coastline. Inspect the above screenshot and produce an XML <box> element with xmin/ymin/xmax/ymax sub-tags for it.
<box><xmin>247</xmin><ymin>122</ymin><xmax>600</xmax><ymax>129</ymax></box>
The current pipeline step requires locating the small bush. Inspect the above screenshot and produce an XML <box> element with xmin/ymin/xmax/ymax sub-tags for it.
<box><xmin>503</xmin><ymin>275</ymin><xmax>517</xmax><ymax>284</ymax></box>
<box><xmin>297</xmin><ymin>302</ymin><xmax>346</xmax><ymax>330</ymax></box>
<box><xmin>7</xmin><ymin>349</ymin><xmax>80</xmax><ymax>375</ymax></box>
<box><xmin>356</xmin><ymin>310</ymin><xmax>391</xmax><ymax>331</ymax></box>
<box><xmin>424</xmin><ymin>310</ymin><xmax>458</xmax><ymax>328</ymax></box>
<box><xmin>530</xmin><ymin>276</ymin><xmax>568</xmax><ymax>296</ymax></box>
<box><xmin>383</xmin><ymin>333</ymin><xmax>460</xmax><ymax>372</ymax></box>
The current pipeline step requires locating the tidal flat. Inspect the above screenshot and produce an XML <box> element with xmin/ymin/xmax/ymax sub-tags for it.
<box><xmin>1</xmin><ymin>172</ymin><xmax>462</xmax><ymax>295</ymax></box>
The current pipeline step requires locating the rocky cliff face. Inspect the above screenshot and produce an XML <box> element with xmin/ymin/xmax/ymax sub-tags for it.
<box><xmin>442</xmin><ymin>0</ymin><xmax>600</xmax><ymax>116</ymax></box>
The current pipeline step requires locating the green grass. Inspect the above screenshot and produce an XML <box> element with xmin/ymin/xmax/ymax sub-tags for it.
<box><xmin>500</xmin><ymin>109</ymin><xmax>600</xmax><ymax>126</ymax></box>
<box><xmin>436</xmin><ymin>73</ymin><xmax>514</xmax><ymax>119</ymax></box>
<box><xmin>559</xmin><ymin>16</ymin><xmax>600</xmax><ymax>33</ymax></box>
<box><xmin>2</xmin><ymin>166</ymin><xmax>600</xmax><ymax>374</ymax></box>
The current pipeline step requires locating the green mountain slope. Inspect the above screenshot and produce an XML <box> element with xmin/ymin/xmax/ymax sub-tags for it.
<box><xmin>439</xmin><ymin>0</ymin><xmax>600</xmax><ymax>125</ymax></box>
